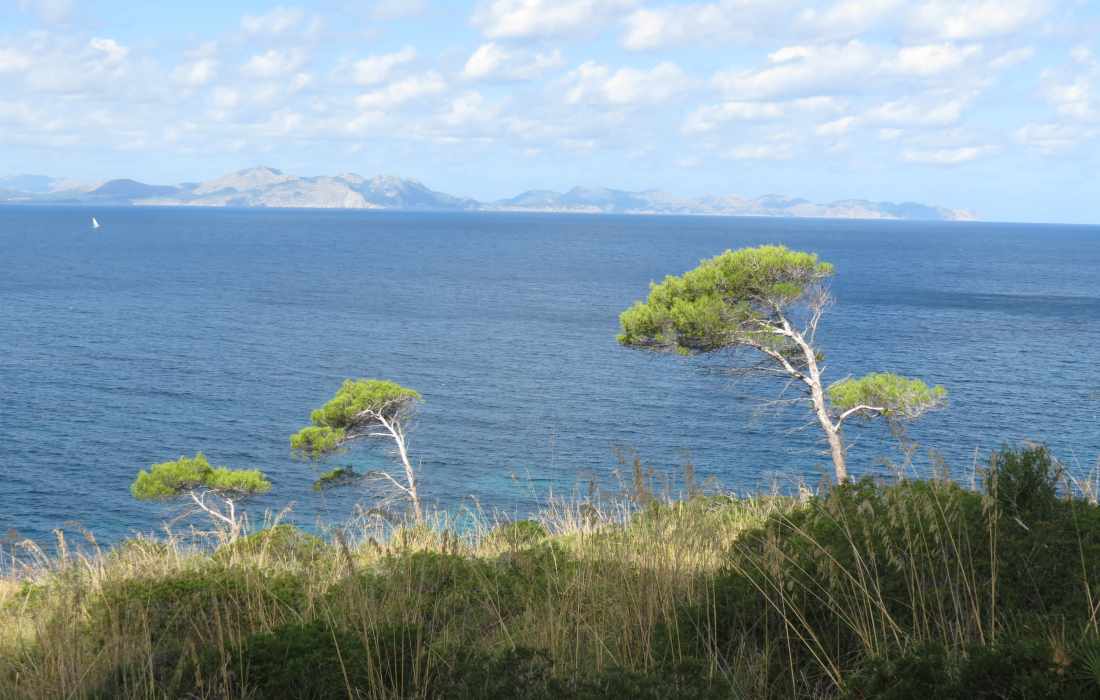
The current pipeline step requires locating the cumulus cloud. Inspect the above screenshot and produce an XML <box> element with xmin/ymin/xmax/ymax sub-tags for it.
<box><xmin>350</xmin><ymin>47</ymin><xmax>417</xmax><ymax>86</ymax></box>
<box><xmin>241</xmin><ymin>6</ymin><xmax>320</xmax><ymax>37</ymax></box>
<box><xmin>907</xmin><ymin>0</ymin><xmax>1049</xmax><ymax>40</ymax></box>
<box><xmin>242</xmin><ymin>49</ymin><xmax>308</xmax><ymax>79</ymax></box>
<box><xmin>682</xmin><ymin>97</ymin><xmax>839</xmax><ymax>135</ymax></box>
<box><xmin>901</xmin><ymin>145</ymin><xmax>994</xmax><ymax>163</ymax></box>
<box><xmin>683</xmin><ymin>101</ymin><xmax>785</xmax><ymax>133</ymax></box>
<box><xmin>816</xmin><ymin>115</ymin><xmax>857</xmax><ymax>135</ymax></box>
<box><xmin>16</xmin><ymin>0</ymin><xmax>73</xmax><ymax>24</ymax></box>
<box><xmin>371</xmin><ymin>0</ymin><xmax>428</xmax><ymax>19</ymax></box>
<box><xmin>174</xmin><ymin>57</ymin><xmax>217</xmax><ymax>87</ymax></box>
<box><xmin>864</xmin><ymin>95</ymin><xmax>970</xmax><ymax>126</ymax></box>
<box><xmin>622</xmin><ymin>1</ymin><xmax>783</xmax><ymax>51</ymax></box>
<box><xmin>0</xmin><ymin>47</ymin><xmax>33</xmax><ymax>73</ymax></box>
<box><xmin>473</xmin><ymin>0</ymin><xmax>636</xmax><ymax>39</ymax></box>
<box><xmin>890</xmin><ymin>43</ymin><xmax>982</xmax><ymax>77</ymax></box>
<box><xmin>356</xmin><ymin>72</ymin><xmax>447</xmax><ymax>111</ymax></box>
<box><xmin>726</xmin><ymin>142</ymin><xmax>795</xmax><ymax>160</ymax></box>
<box><xmin>1015</xmin><ymin>122</ymin><xmax>1097</xmax><ymax>153</ymax></box>
<box><xmin>713</xmin><ymin>40</ymin><xmax>985</xmax><ymax>100</ymax></box>
<box><xmin>798</xmin><ymin>0</ymin><xmax>903</xmax><ymax>37</ymax></box>
<box><xmin>565</xmin><ymin>61</ymin><xmax>693</xmax><ymax>106</ymax></box>
<box><xmin>463</xmin><ymin>43</ymin><xmax>563</xmax><ymax>81</ymax></box>
<box><xmin>89</xmin><ymin>38</ymin><xmax>129</xmax><ymax>65</ymax></box>
<box><xmin>990</xmin><ymin>47</ymin><xmax>1035</xmax><ymax>70</ymax></box>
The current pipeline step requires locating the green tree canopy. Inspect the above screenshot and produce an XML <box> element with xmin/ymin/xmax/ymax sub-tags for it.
<box><xmin>290</xmin><ymin>379</ymin><xmax>425</xmax><ymax>521</ymax></box>
<box><xmin>131</xmin><ymin>453</ymin><xmax>271</xmax><ymax>501</ymax></box>
<box><xmin>291</xmin><ymin>379</ymin><xmax>421</xmax><ymax>458</ymax></box>
<box><xmin>618</xmin><ymin>245</ymin><xmax>834</xmax><ymax>354</ymax></box>
<box><xmin>829</xmin><ymin>373</ymin><xmax>947</xmax><ymax>423</ymax></box>
<box><xmin>617</xmin><ymin>245</ymin><xmax>945</xmax><ymax>482</ymax></box>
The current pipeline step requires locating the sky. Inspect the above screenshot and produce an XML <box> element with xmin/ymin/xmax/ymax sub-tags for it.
<box><xmin>1</xmin><ymin>0</ymin><xmax>1099</xmax><ymax>223</ymax></box>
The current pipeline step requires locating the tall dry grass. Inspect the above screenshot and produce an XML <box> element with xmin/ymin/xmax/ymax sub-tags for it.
<box><xmin>1</xmin><ymin>446</ymin><xmax>1099</xmax><ymax>698</ymax></box>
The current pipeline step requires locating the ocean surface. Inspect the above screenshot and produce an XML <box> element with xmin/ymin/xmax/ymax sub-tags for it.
<box><xmin>1</xmin><ymin>206</ymin><xmax>1099</xmax><ymax>547</ymax></box>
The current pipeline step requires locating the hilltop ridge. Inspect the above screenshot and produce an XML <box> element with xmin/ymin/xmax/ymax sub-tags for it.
<box><xmin>0</xmin><ymin>167</ymin><xmax>975</xmax><ymax>221</ymax></box>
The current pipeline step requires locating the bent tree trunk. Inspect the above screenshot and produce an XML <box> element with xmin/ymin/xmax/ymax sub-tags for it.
<box><xmin>791</xmin><ymin>319</ymin><xmax>848</xmax><ymax>483</ymax></box>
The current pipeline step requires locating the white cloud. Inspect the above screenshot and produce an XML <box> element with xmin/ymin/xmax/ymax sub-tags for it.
<box><xmin>624</xmin><ymin>3</ymin><xmax>745</xmax><ymax>50</ymax></box>
<box><xmin>211</xmin><ymin>87</ymin><xmax>241</xmax><ymax>110</ymax></box>
<box><xmin>714</xmin><ymin>41</ymin><xmax>878</xmax><ymax>99</ymax></box>
<box><xmin>175</xmin><ymin>58</ymin><xmax>218</xmax><ymax>87</ymax></box>
<box><xmin>714</xmin><ymin>40</ymin><xmax>987</xmax><ymax>101</ymax></box>
<box><xmin>565</xmin><ymin>61</ymin><xmax>692</xmax><ymax>106</ymax></box>
<box><xmin>356</xmin><ymin>72</ymin><xmax>447</xmax><ymax>110</ymax></box>
<box><xmin>371</xmin><ymin>0</ymin><xmax>427</xmax><ymax>19</ymax></box>
<box><xmin>907</xmin><ymin>0</ymin><xmax>1049</xmax><ymax>40</ymax></box>
<box><xmin>990</xmin><ymin>47</ymin><xmax>1035</xmax><ymax>70</ymax></box>
<box><xmin>890</xmin><ymin>43</ymin><xmax>982</xmax><ymax>77</ymax></box>
<box><xmin>16</xmin><ymin>0</ymin><xmax>72</xmax><ymax>23</ymax></box>
<box><xmin>351</xmin><ymin>46</ymin><xmax>417</xmax><ymax>86</ymax></box>
<box><xmin>242</xmin><ymin>7</ymin><xmax>310</xmax><ymax>36</ymax></box>
<box><xmin>89</xmin><ymin>38</ymin><xmax>129</xmax><ymax>65</ymax></box>
<box><xmin>473</xmin><ymin>0</ymin><xmax>636</xmax><ymax>39</ymax></box>
<box><xmin>726</xmin><ymin>142</ymin><xmax>795</xmax><ymax>160</ymax></box>
<box><xmin>1015</xmin><ymin>122</ymin><xmax>1096</xmax><ymax>153</ymax></box>
<box><xmin>1072</xmin><ymin>46</ymin><xmax>1097</xmax><ymax>67</ymax></box>
<box><xmin>439</xmin><ymin>91</ymin><xmax>502</xmax><ymax>128</ymax></box>
<box><xmin>1038</xmin><ymin>50</ymin><xmax>1100</xmax><ymax>123</ymax></box>
<box><xmin>798</xmin><ymin>0</ymin><xmax>903</xmax><ymax>37</ymax></box>
<box><xmin>816</xmin><ymin>115</ymin><xmax>856</xmax><ymax>135</ymax></box>
<box><xmin>683</xmin><ymin>101</ymin><xmax>785</xmax><ymax>133</ymax></box>
<box><xmin>1043</xmin><ymin>74</ymin><xmax>1097</xmax><ymax>121</ymax></box>
<box><xmin>864</xmin><ymin>95</ymin><xmax>969</xmax><ymax>126</ymax></box>
<box><xmin>242</xmin><ymin>49</ymin><xmax>308</xmax><ymax>79</ymax></box>
<box><xmin>463</xmin><ymin>43</ymin><xmax>563</xmax><ymax>81</ymax></box>
<box><xmin>0</xmin><ymin>48</ymin><xmax>33</xmax><ymax>73</ymax></box>
<box><xmin>901</xmin><ymin>145</ymin><xmax>993</xmax><ymax>163</ymax></box>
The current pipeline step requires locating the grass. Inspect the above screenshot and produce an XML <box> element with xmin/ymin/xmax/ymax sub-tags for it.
<box><xmin>2</xmin><ymin>445</ymin><xmax>1100</xmax><ymax>698</ymax></box>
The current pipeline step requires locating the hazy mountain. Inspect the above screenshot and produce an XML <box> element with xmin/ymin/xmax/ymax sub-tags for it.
<box><xmin>88</xmin><ymin>179</ymin><xmax>182</xmax><ymax>201</ymax></box>
<box><xmin>0</xmin><ymin>175</ymin><xmax>55</xmax><ymax>194</ymax></box>
<box><xmin>494</xmin><ymin>188</ymin><xmax>973</xmax><ymax>221</ymax></box>
<box><xmin>0</xmin><ymin>166</ymin><xmax>976</xmax><ymax>221</ymax></box>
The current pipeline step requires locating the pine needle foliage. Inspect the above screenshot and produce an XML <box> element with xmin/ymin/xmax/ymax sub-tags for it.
<box><xmin>130</xmin><ymin>453</ymin><xmax>271</xmax><ymax>500</ymax></box>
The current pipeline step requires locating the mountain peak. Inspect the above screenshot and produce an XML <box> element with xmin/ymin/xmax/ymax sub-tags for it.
<box><xmin>0</xmin><ymin>167</ymin><xmax>975</xmax><ymax>221</ymax></box>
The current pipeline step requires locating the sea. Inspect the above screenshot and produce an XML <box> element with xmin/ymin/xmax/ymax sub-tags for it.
<box><xmin>1</xmin><ymin>206</ymin><xmax>1098</xmax><ymax>547</ymax></box>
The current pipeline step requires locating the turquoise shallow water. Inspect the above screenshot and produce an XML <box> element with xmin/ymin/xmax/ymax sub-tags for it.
<box><xmin>1</xmin><ymin>206</ymin><xmax>1098</xmax><ymax>546</ymax></box>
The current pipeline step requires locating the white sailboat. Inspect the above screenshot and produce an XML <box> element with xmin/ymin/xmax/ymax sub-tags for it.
<box><xmin>91</xmin><ymin>216</ymin><xmax>100</xmax><ymax>230</ymax></box>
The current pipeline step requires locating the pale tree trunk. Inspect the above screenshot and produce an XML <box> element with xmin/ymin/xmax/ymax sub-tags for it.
<box><xmin>189</xmin><ymin>490</ymin><xmax>244</xmax><ymax>540</ymax></box>
<box><xmin>375</xmin><ymin>414</ymin><xmax>424</xmax><ymax>523</ymax></box>
<box><xmin>779</xmin><ymin>313</ymin><xmax>849</xmax><ymax>483</ymax></box>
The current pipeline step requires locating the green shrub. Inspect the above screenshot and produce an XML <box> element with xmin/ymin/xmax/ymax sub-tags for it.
<box><xmin>487</xmin><ymin>519</ymin><xmax>548</xmax><ymax>549</ymax></box>
<box><xmin>984</xmin><ymin>444</ymin><xmax>1061</xmax><ymax>519</ymax></box>
<box><xmin>845</xmin><ymin>638</ymin><xmax>1100</xmax><ymax>699</ymax></box>
<box><xmin>312</xmin><ymin>466</ymin><xmax>363</xmax><ymax>491</ymax></box>
<box><xmin>214</xmin><ymin>524</ymin><xmax>329</xmax><ymax>565</ymax></box>
<box><xmin>216</xmin><ymin>621</ymin><xmax>425</xmax><ymax>699</ymax></box>
<box><xmin>94</xmin><ymin>567</ymin><xmax>307</xmax><ymax>647</ymax></box>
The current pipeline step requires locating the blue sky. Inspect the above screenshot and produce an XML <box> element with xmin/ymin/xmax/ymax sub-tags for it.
<box><xmin>2</xmin><ymin>0</ymin><xmax>1099</xmax><ymax>223</ymax></box>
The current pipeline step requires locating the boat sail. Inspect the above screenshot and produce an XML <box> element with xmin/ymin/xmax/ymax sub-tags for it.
<box><xmin>91</xmin><ymin>217</ymin><xmax>100</xmax><ymax>229</ymax></box>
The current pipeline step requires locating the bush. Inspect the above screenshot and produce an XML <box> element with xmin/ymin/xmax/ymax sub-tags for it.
<box><xmin>215</xmin><ymin>524</ymin><xmax>329</xmax><ymax>565</ymax></box>
<box><xmin>486</xmin><ymin>519</ymin><xmax>548</xmax><ymax>549</ymax></box>
<box><xmin>94</xmin><ymin>567</ymin><xmax>307</xmax><ymax>647</ymax></box>
<box><xmin>844</xmin><ymin>638</ymin><xmax>1100</xmax><ymax>699</ymax></box>
<box><xmin>985</xmin><ymin>444</ymin><xmax>1061</xmax><ymax>520</ymax></box>
<box><xmin>213</xmin><ymin>620</ymin><xmax>426</xmax><ymax>699</ymax></box>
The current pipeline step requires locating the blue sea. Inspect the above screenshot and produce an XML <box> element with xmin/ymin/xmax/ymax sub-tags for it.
<box><xmin>1</xmin><ymin>206</ymin><xmax>1098</xmax><ymax>547</ymax></box>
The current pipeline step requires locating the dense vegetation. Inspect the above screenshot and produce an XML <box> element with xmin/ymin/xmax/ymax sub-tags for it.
<box><xmin>3</xmin><ymin>445</ymin><xmax>1100</xmax><ymax>698</ymax></box>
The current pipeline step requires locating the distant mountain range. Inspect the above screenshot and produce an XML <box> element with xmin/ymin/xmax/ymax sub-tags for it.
<box><xmin>0</xmin><ymin>167</ymin><xmax>975</xmax><ymax>221</ymax></box>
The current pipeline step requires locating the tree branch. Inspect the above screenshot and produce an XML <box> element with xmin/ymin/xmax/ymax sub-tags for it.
<box><xmin>835</xmin><ymin>404</ymin><xmax>887</xmax><ymax>427</ymax></box>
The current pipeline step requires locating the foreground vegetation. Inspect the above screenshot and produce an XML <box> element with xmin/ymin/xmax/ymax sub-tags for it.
<box><xmin>1</xmin><ymin>446</ymin><xmax>1099</xmax><ymax>698</ymax></box>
